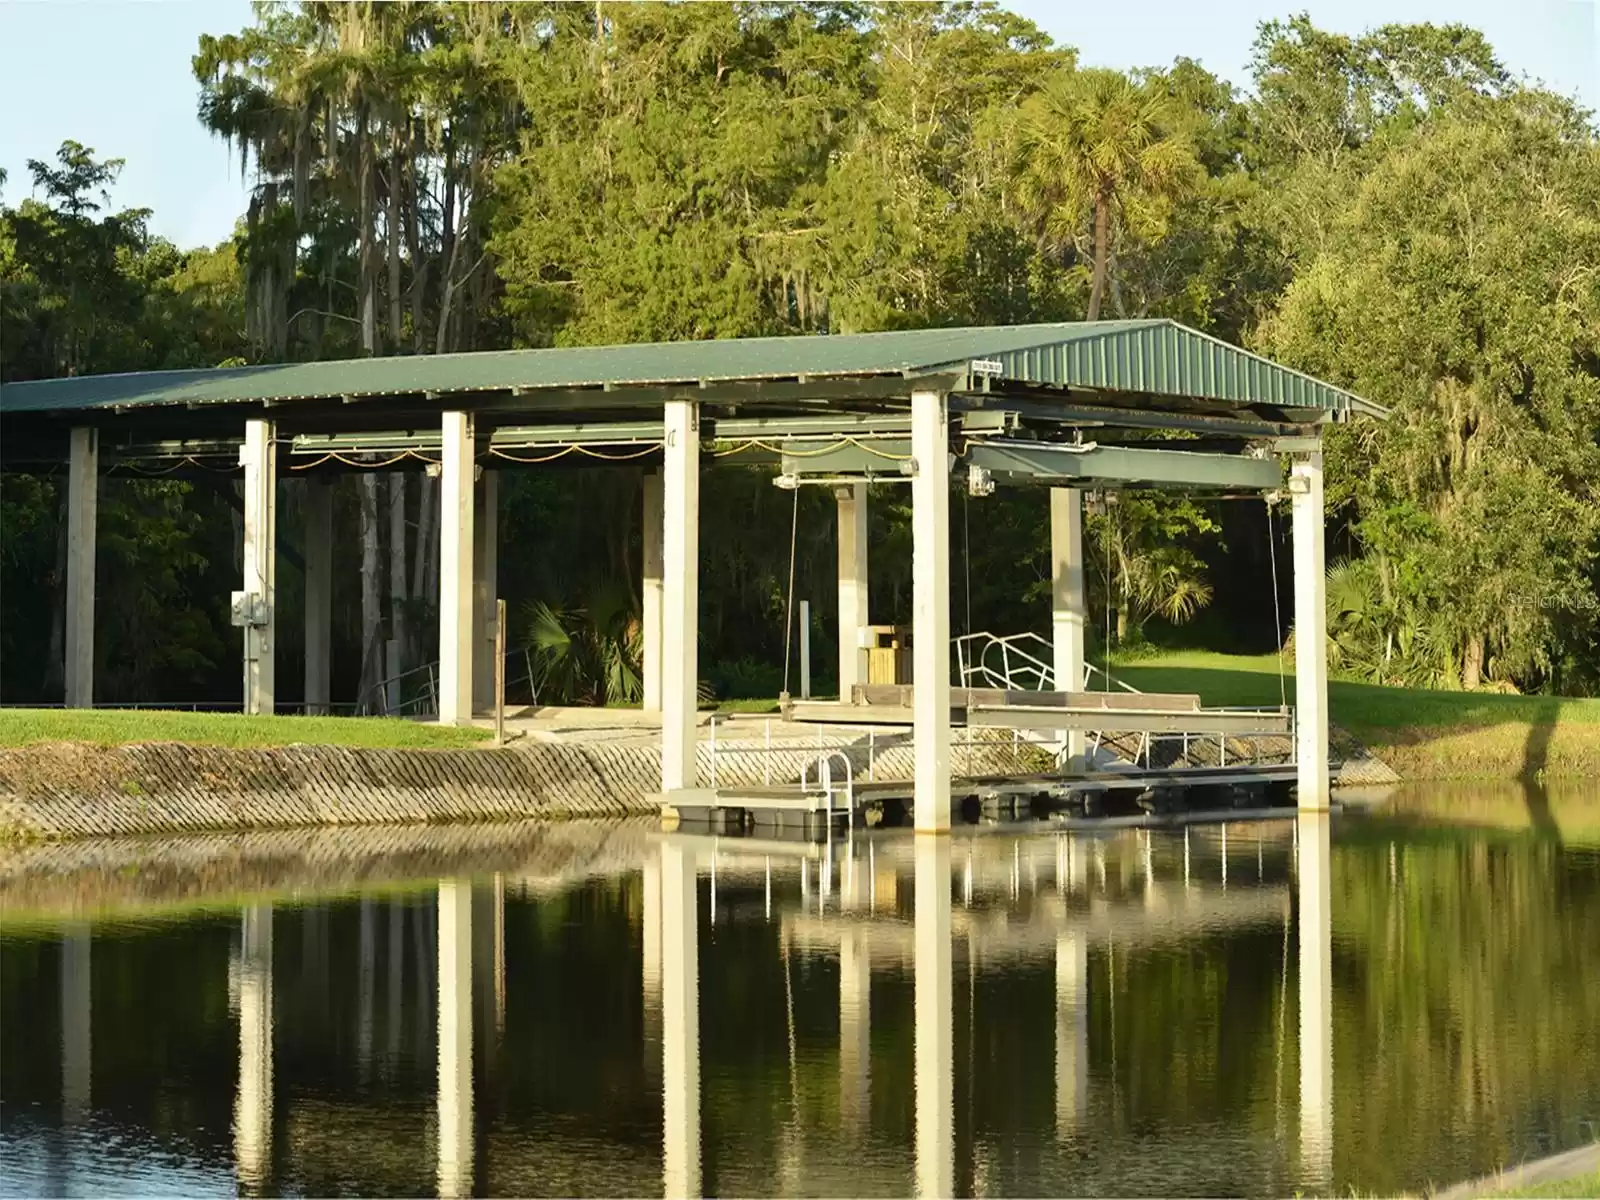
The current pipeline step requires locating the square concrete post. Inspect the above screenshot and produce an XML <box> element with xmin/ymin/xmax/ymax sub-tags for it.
<box><xmin>234</xmin><ymin>904</ymin><xmax>273</xmax><ymax>1193</ymax></box>
<box><xmin>911</xmin><ymin>390</ymin><xmax>951</xmax><ymax>832</ymax></box>
<box><xmin>661</xmin><ymin>402</ymin><xmax>700</xmax><ymax>793</ymax></box>
<box><xmin>661</xmin><ymin>840</ymin><xmax>701</xmax><ymax>1199</ymax></box>
<box><xmin>1291</xmin><ymin>454</ymin><xmax>1330</xmax><ymax>809</ymax></box>
<box><xmin>241</xmin><ymin>420</ymin><xmax>277</xmax><ymax>715</ymax></box>
<box><xmin>303</xmin><ymin>481</ymin><xmax>333</xmax><ymax>715</ymax></box>
<box><xmin>1050</xmin><ymin>487</ymin><xmax>1087</xmax><ymax>763</ymax></box>
<box><xmin>472</xmin><ymin>470</ymin><xmax>499</xmax><ymax>714</ymax></box>
<box><xmin>642</xmin><ymin>469</ymin><xmax>665</xmax><ymax>713</ymax></box>
<box><xmin>65</xmin><ymin>427</ymin><xmax>98</xmax><ymax>708</ymax></box>
<box><xmin>436</xmin><ymin>878</ymin><xmax>473</xmax><ymax>1199</ymax></box>
<box><xmin>913</xmin><ymin>836</ymin><xmax>953</xmax><ymax>1198</ymax></box>
<box><xmin>439</xmin><ymin>413</ymin><xmax>476</xmax><ymax>726</ymax></box>
<box><xmin>836</xmin><ymin>482</ymin><xmax>869</xmax><ymax>703</ymax></box>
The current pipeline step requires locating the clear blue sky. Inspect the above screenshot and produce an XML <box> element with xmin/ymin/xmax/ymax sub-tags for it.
<box><xmin>1</xmin><ymin>0</ymin><xmax>1594</xmax><ymax>250</ymax></box>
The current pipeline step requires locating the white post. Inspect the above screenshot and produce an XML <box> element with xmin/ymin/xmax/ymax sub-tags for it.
<box><xmin>661</xmin><ymin>840</ymin><xmax>701</xmax><ymax>1199</ymax></box>
<box><xmin>65</xmin><ymin>427</ymin><xmax>98</xmax><ymax>709</ymax></box>
<box><xmin>303</xmin><ymin>481</ymin><xmax>333</xmax><ymax>715</ymax></box>
<box><xmin>643</xmin><ymin>469</ymin><xmax>665</xmax><ymax>713</ymax></box>
<box><xmin>1055</xmin><ymin>932</ymin><xmax>1088</xmax><ymax>1139</ymax></box>
<box><xmin>234</xmin><ymin>904</ymin><xmax>273</xmax><ymax>1194</ymax></box>
<box><xmin>1051</xmin><ymin>487</ymin><xmax>1087</xmax><ymax>763</ymax></box>
<box><xmin>437</xmin><ymin>878</ymin><xmax>473</xmax><ymax>1199</ymax></box>
<box><xmin>913</xmin><ymin>836</ymin><xmax>953</xmax><ymax>1198</ymax></box>
<box><xmin>472</xmin><ymin>470</ymin><xmax>499</xmax><ymax>714</ymax></box>
<box><xmin>60</xmin><ymin>923</ymin><xmax>92</xmax><ymax>1126</ymax></box>
<box><xmin>799</xmin><ymin>599</ymin><xmax>812</xmax><ymax>700</ymax></box>
<box><xmin>911</xmin><ymin>390</ymin><xmax>951</xmax><ymax>832</ymax></box>
<box><xmin>839</xmin><ymin>928</ymin><xmax>871</xmax><ymax>1131</ymax></box>
<box><xmin>241</xmin><ymin>419</ymin><xmax>277</xmax><ymax>715</ymax></box>
<box><xmin>439</xmin><ymin>412</ymin><xmax>475</xmax><ymax>726</ymax></box>
<box><xmin>1297</xmin><ymin>812</ymin><xmax>1333</xmax><ymax>1190</ymax></box>
<box><xmin>661</xmin><ymin>402</ymin><xmax>700</xmax><ymax>793</ymax></box>
<box><xmin>836</xmin><ymin>482</ymin><xmax>869</xmax><ymax>703</ymax></box>
<box><xmin>1291</xmin><ymin>454</ymin><xmax>1330</xmax><ymax>809</ymax></box>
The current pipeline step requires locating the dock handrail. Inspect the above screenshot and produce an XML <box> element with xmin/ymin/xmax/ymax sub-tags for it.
<box><xmin>952</xmin><ymin>631</ymin><xmax>1142</xmax><ymax>696</ymax></box>
<box><xmin>802</xmin><ymin>750</ymin><xmax>856</xmax><ymax>827</ymax></box>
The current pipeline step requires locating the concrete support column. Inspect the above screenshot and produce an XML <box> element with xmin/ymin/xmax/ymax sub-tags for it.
<box><xmin>913</xmin><ymin>836</ymin><xmax>954</xmax><ymax>1198</ymax></box>
<box><xmin>839</xmin><ymin>928</ymin><xmax>872</xmax><ymax>1131</ymax></box>
<box><xmin>661</xmin><ymin>402</ymin><xmax>700</xmax><ymax>793</ymax></box>
<box><xmin>1050</xmin><ymin>487</ymin><xmax>1088</xmax><ymax>763</ymax></box>
<box><xmin>436</xmin><ymin>878</ymin><xmax>474</xmax><ymax>1199</ymax></box>
<box><xmin>303</xmin><ymin>481</ymin><xmax>333</xmax><ymax>715</ymax></box>
<box><xmin>1291</xmin><ymin>454</ymin><xmax>1330</xmax><ymax>809</ymax></box>
<box><xmin>439</xmin><ymin>413</ymin><xmax>476</xmax><ymax>726</ymax></box>
<box><xmin>240</xmin><ymin>420</ymin><xmax>277</xmax><ymax>715</ymax></box>
<box><xmin>234</xmin><ymin>904</ymin><xmax>273</xmax><ymax>1195</ymax></box>
<box><xmin>1297</xmin><ymin>812</ymin><xmax>1333</xmax><ymax>1191</ymax></box>
<box><xmin>65</xmin><ymin>427</ymin><xmax>98</xmax><ymax>708</ymax></box>
<box><xmin>836</xmin><ymin>483</ymin><xmax>869</xmax><ymax>703</ymax></box>
<box><xmin>60</xmin><ymin>923</ymin><xmax>92</xmax><ymax>1125</ymax></box>
<box><xmin>1054</xmin><ymin>932</ymin><xmax>1088</xmax><ymax>1139</ymax></box>
<box><xmin>911</xmin><ymin>390</ymin><xmax>951</xmax><ymax>832</ymax></box>
<box><xmin>661</xmin><ymin>841</ymin><xmax>701</xmax><ymax>1199</ymax></box>
<box><xmin>642</xmin><ymin>469</ymin><xmax>665</xmax><ymax>713</ymax></box>
<box><xmin>472</xmin><ymin>470</ymin><xmax>500</xmax><ymax>714</ymax></box>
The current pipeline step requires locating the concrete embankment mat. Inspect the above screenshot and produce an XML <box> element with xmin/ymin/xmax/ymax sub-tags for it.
<box><xmin>0</xmin><ymin>730</ymin><xmax>1042</xmax><ymax>841</ymax></box>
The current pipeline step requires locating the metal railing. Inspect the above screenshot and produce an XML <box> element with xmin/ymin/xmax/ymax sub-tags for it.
<box><xmin>357</xmin><ymin>645</ymin><xmax>537</xmax><ymax>718</ymax></box>
<box><xmin>952</xmin><ymin>631</ymin><xmax>1141</xmax><ymax>695</ymax></box>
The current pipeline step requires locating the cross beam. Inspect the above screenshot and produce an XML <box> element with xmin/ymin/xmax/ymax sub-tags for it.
<box><xmin>967</xmin><ymin>441</ymin><xmax>1284</xmax><ymax>491</ymax></box>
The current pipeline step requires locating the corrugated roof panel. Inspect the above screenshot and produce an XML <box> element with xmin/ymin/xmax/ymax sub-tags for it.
<box><xmin>0</xmin><ymin>318</ymin><xmax>1382</xmax><ymax>417</ymax></box>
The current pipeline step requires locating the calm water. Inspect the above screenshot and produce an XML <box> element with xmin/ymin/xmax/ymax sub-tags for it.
<box><xmin>2</xmin><ymin>784</ymin><xmax>1598</xmax><ymax>1197</ymax></box>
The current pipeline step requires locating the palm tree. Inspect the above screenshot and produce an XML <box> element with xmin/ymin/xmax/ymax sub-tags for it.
<box><xmin>1014</xmin><ymin>68</ymin><xmax>1198</xmax><ymax>320</ymax></box>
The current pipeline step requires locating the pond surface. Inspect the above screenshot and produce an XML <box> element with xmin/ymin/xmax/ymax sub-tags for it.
<box><xmin>2</xmin><ymin>783</ymin><xmax>1598</xmax><ymax>1197</ymax></box>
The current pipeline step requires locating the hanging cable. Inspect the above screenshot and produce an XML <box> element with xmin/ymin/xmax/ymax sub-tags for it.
<box><xmin>780</xmin><ymin>484</ymin><xmax>800</xmax><ymax>700</ymax></box>
<box><xmin>1266</xmin><ymin>496</ymin><xmax>1288</xmax><ymax>709</ymax></box>
<box><xmin>962</xmin><ymin>486</ymin><xmax>973</xmax><ymax>639</ymax></box>
<box><xmin>1104</xmin><ymin>495</ymin><xmax>1115</xmax><ymax>692</ymax></box>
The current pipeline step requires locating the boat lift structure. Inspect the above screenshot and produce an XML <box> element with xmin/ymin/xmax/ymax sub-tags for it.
<box><xmin>0</xmin><ymin>319</ymin><xmax>1383</xmax><ymax>830</ymax></box>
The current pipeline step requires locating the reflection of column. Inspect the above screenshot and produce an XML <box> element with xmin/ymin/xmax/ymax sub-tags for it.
<box><xmin>1055</xmin><ymin>933</ymin><xmax>1087</xmax><ymax>1140</ymax></box>
<box><xmin>661</xmin><ymin>841</ymin><xmax>701</xmax><ymax>1199</ymax></box>
<box><xmin>914</xmin><ymin>837</ymin><xmax>953</xmax><ymax>1199</ymax></box>
<box><xmin>60</xmin><ymin>924</ymin><xmax>92</xmax><ymax>1124</ymax></box>
<box><xmin>358</xmin><ymin>896</ymin><xmax>375</xmax><ymax>1079</ymax></box>
<box><xmin>1297</xmin><ymin>813</ymin><xmax>1333</xmax><ymax>1191</ymax></box>
<box><xmin>387</xmin><ymin>898</ymin><xmax>404</xmax><ymax>1069</ymax></box>
<box><xmin>643</xmin><ymin>852</ymin><xmax>663</xmax><ymax>1079</ymax></box>
<box><xmin>235</xmin><ymin>904</ymin><xmax>273</xmax><ymax>1194</ymax></box>
<box><xmin>437</xmin><ymin>879</ymin><xmax>474</xmax><ymax>1200</ymax></box>
<box><xmin>839</xmin><ymin>928</ymin><xmax>872</xmax><ymax>1132</ymax></box>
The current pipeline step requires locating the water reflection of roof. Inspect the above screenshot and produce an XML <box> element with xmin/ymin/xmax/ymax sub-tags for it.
<box><xmin>782</xmin><ymin>885</ymin><xmax>1291</xmax><ymax>963</ymax></box>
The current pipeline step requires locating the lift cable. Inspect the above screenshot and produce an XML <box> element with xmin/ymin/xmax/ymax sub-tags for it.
<box><xmin>780</xmin><ymin>483</ymin><xmax>800</xmax><ymax>701</ymax></box>
<box><xmin>1266</xmin><ymin>495</ymin><xmax>1288</xmax><ymax>710</ymax></box>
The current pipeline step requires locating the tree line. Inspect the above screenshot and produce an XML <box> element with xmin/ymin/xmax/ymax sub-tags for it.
<box><xmin>2</xmin><ymin>2</ymin><xmax>1597</xmax><ymax>704</ymax></box>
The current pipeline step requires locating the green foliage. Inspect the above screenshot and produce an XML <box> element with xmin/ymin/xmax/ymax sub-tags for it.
<box><xmin>3</xmin><ymin>6</ymin><xmax>1599</xmax><ymax>706</ymax></box>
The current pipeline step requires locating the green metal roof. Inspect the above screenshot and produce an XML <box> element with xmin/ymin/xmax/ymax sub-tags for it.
<box><xmin>0</xmin><ymin>319</ymin><xmax>1382</xmax><ymax>417</ymax></box>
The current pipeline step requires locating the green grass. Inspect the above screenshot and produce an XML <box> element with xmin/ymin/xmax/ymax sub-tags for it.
<box><xmin>0</xmin><ymin>708</ymin><xmax>491</xmax><ymax>750</ymax></box>
<box><xmin>1490</xmin><ymin>1168</ymin><xmax>1600</xmax><ymax>1198</ymax></box>
<box><xmin>1108</xmin><ymin>651</ymin><xmax>1600</xmax><ymax>779</ymax></box>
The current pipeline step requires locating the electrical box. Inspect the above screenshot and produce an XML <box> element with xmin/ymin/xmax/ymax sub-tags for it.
<box><xmin>230</xmin><ymin>591</ymin><xmax>268</xmax><ymax>628</ymax></box>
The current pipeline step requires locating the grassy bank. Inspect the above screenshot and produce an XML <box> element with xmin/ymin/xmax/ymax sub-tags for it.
<box><xmin>0</xmin><ymin>708</ymin><xmax>491</xmax><ymax>750</ymax></box>
<box><xmin>1111</xmin><ymin>651</ymin><xmax>1600</xmax><ymax>780</ymax></box>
